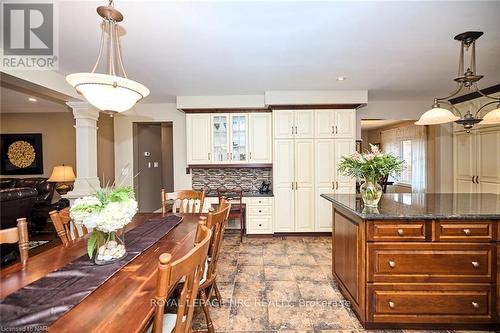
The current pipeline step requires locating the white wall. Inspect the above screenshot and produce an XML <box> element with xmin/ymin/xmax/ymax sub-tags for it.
<box><xmin>113</xmin><ymin>103</ymin><xmax>191</xmax><ymax>190</ymax></box>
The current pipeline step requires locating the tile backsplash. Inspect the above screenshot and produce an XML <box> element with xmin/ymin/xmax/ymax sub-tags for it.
<box><xmin>192</xmin><ymin>168</ymin><xmax>272</xmax><ymax>193</ymax></box>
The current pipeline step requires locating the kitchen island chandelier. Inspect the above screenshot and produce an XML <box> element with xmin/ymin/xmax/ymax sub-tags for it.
<box><xmin>415</xmin><ymin>31</ymin><xmax>500</xmax><ymax>132</ymax></box>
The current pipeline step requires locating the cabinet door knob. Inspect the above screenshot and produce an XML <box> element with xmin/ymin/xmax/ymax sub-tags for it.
<box><xmin>258</xmin><ymin>200</ymin><xmax>262</xmax><ymax>203</ymax></box>
<box><xmin>258</xmin><ymin>224</ymin><xmax>262</xmax><ymax>227</ymax></box>
<box><xmin>258</xmin><ymin>210</ymin><xmax>262</xmax><ymax>213</ymax></box>
<box><xmin>463</xmin><ymin>229</ymin><xmax>471</xmax><ymax>236</ymax></box>
<box><xmin>471</xmin><ymin>301</ymin><xmax>479</xmax><ymax>309</ymax></box>
<box><xmin>388</xmin><ymin>301</ymin><xmax>395</xmax><ymax>309</ymax></box>
<box><xmin>397</xmin><ymin>229</ymin><xmax>404</xmax><ymax>236</ymax></box>
<box><xmin>388</xmin><ymin>261</ymin><xmax>396</xmax><ymax>268</ymax></box>
<box><xmin>471</xmin><ymin>261</ymin><xmax>479</xmax><ymax>268</ymax></box>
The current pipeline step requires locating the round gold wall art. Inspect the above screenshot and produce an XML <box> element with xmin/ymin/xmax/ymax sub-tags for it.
<box><xmin>7</xmin><ymin>140</ymin><xmax>36</xmax><ymax>168</ymax></box>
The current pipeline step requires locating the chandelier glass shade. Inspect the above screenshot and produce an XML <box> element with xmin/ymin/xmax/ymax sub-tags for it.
<box><xmin>414</xmin><ymin>104</ymin><xmax>460</xmax><ymax>126</ymax></box>
<box><xmin>416</xmin><ymin>31</ymin><xmax>500</xmax><ymax>132</ymax></box>
<box><xmin>66</xmin><ymin>1</ymin><xmax>149</xmax><ymax>113</ymax></box>
<box><xmin>481</xmin><ymin>106</ymin><xmax>500</xmax><ymax>125</ymax></box>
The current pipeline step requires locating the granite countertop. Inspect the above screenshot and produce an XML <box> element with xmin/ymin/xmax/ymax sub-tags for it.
<box><xmin>321</xmin><ymin>193</ymin><xmax>500</xmax><ymax>220</ymax></box>
<box><xmin>205</xmin><ymin>191</ymin><xmax>273</xmax><ymax>198</ymax></box>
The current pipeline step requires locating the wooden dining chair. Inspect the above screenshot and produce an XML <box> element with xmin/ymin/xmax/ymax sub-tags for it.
<box><xmin>217</xmin><ymin>187</ymin><xmax>245</xmax><ymax>241</ymax></box>
<box><xmin>0</xmin><ymin>218</ymin><xmax>29</xmax><ymax>266</ymax></box>
<box><xmin>151</xmin><ymin>219</ymin><xmax>212</xmax><ymax>333</ymax></box>
<box><xmin>196</xmin><ymin>203</ymin><xmax>231</xmax><ymax>333</ymax></box>
<box><xmin>49</xmin><ymin>208</ymin><xmax>88</xmax><ymax>245</ymax></box>
<box><xmin>161</xmin><ymin>190</ymin><xmax>205</xmax><ymax>214</ymax></box>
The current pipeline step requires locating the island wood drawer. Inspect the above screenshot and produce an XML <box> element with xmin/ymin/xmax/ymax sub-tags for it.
<box><xmin>368</xmin><ymin>284</ymin><xmax>494</xmax><ymax>323</ymax></box>
<box><xmin>435</xmin><ymin>221</ymin><xmax>496</xmax><ymax>242</ymax></box>
<box><xmin>367</xmin><ymin>221</ymin><xmax>428</xmax><ymax>241</ymax></box>
<box><xmin>367</xmin><ymin>243</ymin><xmax>495</xmax><ymax>283</ymax></box>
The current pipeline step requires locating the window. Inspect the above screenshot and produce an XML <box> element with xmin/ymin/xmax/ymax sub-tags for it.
<box><xmin>400</xmin><ymin>140</ymin><xmax>412</xmax><ymax>184</ymax></box>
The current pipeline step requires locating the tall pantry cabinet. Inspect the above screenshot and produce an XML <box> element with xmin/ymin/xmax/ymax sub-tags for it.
<box><xmin>454</xmin><ymin>125</ymin><xmax>500</xmax><ymax>194</ymax></box>
<box><xmin>273</xmin><ymin>109</ymin><xmax>356</xmax><ymax>232</ymax></box>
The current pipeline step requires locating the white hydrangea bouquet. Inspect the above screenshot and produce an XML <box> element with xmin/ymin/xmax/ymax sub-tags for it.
<box><xmin>70</xmin><ymin>187</ymin><xmax>138</xmax><ymax>265</ymax></box>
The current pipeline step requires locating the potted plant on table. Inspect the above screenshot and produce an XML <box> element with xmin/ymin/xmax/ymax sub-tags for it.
<box><xmin>338</xmin><ymin>144</ymin><xmax>404</xmax><ymax>207</ymax></box>
<box><xmin>69</xmin><ymin>187</ymin><xmax>138</xmax><ymax>265</ymax></box>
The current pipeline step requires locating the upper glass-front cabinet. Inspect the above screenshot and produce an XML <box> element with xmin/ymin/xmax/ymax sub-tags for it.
<box><xmin>231</xmin><ymin>114</ymin><xmax>248</xmax><ymax>162</ymax></box>
<box><xmin>210</xmin><ymin>114</ymin><xmax>249</xmax><ymax>163</ymax></box>
<box><xmin>212</xmin><ymin>115</ymin><xmax>229</xmax><ymax>162</ymax></box>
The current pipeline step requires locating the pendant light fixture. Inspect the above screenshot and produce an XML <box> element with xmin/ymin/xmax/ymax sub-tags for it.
<box><xmin>415</xmin><ymin>31</ymin><xmax>500</xmax><ymax>132</ymax></box>
<box><xmin>66</xmin><ymin>0</ymin><xmax>149</xmax><ymax>113</ymax></box>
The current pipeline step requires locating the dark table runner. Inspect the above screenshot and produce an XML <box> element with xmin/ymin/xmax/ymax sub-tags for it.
<box><xmin>0</xmin><ymin>215</ymin><xmax>183</xmax><ymax>329</ymax></box>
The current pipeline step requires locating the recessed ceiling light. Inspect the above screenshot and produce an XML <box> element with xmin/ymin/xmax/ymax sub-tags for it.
<box><xmin>337</xmin><ymin>76</ymin><xmax>347</xmax><ymax>81</ymax></box>
<box><xmin>28</xmin><ymin>97</ymin><xmax>37</xmax><ymax>102</ymax></box>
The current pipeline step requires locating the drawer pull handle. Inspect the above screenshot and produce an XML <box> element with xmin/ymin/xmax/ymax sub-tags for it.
<box><xmin>463</xmin><ymin>229</ymin><xmax>471</xmax><ymax>236</ymax></box>
<box><xmin>259</xmin><ymin>210</ymin><xmax>262</xmax><ymax>213</ymax></box>
<box><xmin>397</xmin><ymin>229</ymin><xmax>404</xmax><ymax>236</ymax></box>
<box><xmin>471</xmin><ymin>261</ymin><xmax>479</xmax><ymax>268</ymax></box>
<box><xmin>258</xmin><ymin>224</ymin><xmax>262</xmax><ymax>227</ymax></box>
<box><xmin>258</xmin><ymin>200</ymin><xmax>261</xmax><ymax>203</ymax></box>
<box><xmin>388</xmin><ymin>261</ymin><xmax>396</xmax><ymax>268</ymax></box>
<box><xmin>388</xmin><ymin>301</ymin><xmax>395</xmax><ymax>309</ymax></box>
<box><xmin>471</xmin><ymin>301</ymin><xmax>479</xmax><ymax>309</ymax></box>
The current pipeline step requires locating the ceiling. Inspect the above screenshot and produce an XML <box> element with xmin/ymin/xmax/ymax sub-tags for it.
<box><xmin>0</xmin><ymin>86</ymin><xmax>69</xmax><ymax>113</ymax></box>
<box><xmin>360</xmin><ymin>119</ymin><xmax>412</xmax><ymax>131</ymax></box>
<box><xmin>53</xmin><ymin>1</ymin><xmax>500</xmax><ymax>104</ymax></box>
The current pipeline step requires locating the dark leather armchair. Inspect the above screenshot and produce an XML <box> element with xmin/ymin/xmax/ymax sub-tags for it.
<box><xmin>0</xmin><ymin>188</ymin><xmax>37</xmax><ymax>265</ymax></box>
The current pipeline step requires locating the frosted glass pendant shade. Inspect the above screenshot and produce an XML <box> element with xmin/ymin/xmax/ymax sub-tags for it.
<box><xmin>415</xmin><ymin>107</ymin><xmax>460</xmax><ymax>125</ymax></box>
<box><xmin>66</xmin><ymin>73</ymin><xmax>149</xmax><ymax>113</ymax></box>
<box><xmin>480</xmin><ymin>107</ymin><xmax>500</xmax><ymax>125</ymax></box>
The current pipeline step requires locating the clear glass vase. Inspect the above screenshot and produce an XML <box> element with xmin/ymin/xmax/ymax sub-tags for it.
<box><xmin>94</xmin><ymin>229</ymin><xmax>126</xmax><ymax>265</ymax></box>
<box><xmin>360</xmin><ymin>177</ymin><xmax>382</xmax><ymax>207</ymax></box>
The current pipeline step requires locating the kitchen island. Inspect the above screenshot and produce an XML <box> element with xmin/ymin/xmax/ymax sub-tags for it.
<box><xmin>321</xmin><ymin>193</ymin><xmax>500</xmax><ymax>330</ymax></box>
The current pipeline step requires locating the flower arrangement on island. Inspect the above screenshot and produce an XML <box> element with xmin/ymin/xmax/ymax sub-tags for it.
<box><xmin>338</xmin><ymin>144</ymin><xmax>405</xmax><ymax>207</ymax></box>
<box><xmin>70</xmin><ymin>186</ymin><xmax>138</xmax><ymax>264</ymax></box>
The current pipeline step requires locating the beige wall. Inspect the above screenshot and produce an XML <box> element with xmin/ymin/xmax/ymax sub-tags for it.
<box><xmin>0</xmin><ymin>112</ymin><xmax>114</xmax><ymax>184</ymax></box>
<box><xmin>0</xmin><ymin>112</ymin><xmax>76</xmax><ymax>178</ymax></box>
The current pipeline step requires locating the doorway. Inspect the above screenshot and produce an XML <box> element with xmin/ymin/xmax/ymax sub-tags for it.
<box><xmin>133</xmin><ymin>122</ymin><xmax>174</xmax><ymax>212</ymax></box>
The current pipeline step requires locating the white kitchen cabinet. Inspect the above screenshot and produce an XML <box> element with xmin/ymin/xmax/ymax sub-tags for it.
<box><xmin>295</xmin><ymin>111</ymin><xmax>315</xmax><ymax>138</ymax></box>
<box><xmin>273</xmin><ymin>110</ymin><xmax>315</xmax><ymax>139</ymax></box>
<box><xmin>273</xmin><ymin>110</ymin><xmax>294</xmax><ymax>139</ymax></box>
<box><xmin>186</xmin><ymin>114</ymin><xmax>212</xmax><ymax>164</ymax></box>
<box><xmin>314</xmin><ymin>139</ymin><xmax>356</xmax><ymax>231</ymax></box>
<box><xmin>211</xmin><ymin>114</ymin><xmax>230</xmax><ymax>163</ymax></box>
<box><xmin>454</xmin><ymin>126</ymin><xmax>500</xmax><ymax>194</ymax></box>
<box><xmin>187</xmin><ymin>112</ymin><xmax>272</xmax><ymax>165</ymax></box>
<box><xmin>334</xmin><ymin>110</ymin><xmax>356</xmax><ymax>138</ymax></box>
<box><xmin>314</xmin><ymin>110</ymin><xmax>356</xmax><ymax>138</ymax></box>
<box><xmin>294</xmin><ymin>139</ymin><xmax>315</xmax><ymax>231</ymax></box>
<box><xmin>245</xmin><ymin>197</ymin><xmax>274</xmax><ymax>234</ymax></box>
<box><xmin>249</xmin><ymin>113</ymin><xmax>272</xmax><ymax>163</ymax></box>
<box><xmin>273</xmin><ymin>139</ymin><xmax>295</xmax><ymax>232</ymax></box>
<box><xmin>273</xmin><ymin>109</ymin><xmax>356</xmax><ymax>233</ymax></box>
<box><xmin>230</xmin><ymin>114</ymin><xmax>249</xmax><ymax>163</ymax></box>
<box><xmin>334</xmin><ymin>139</ymin><xmax>356</xmax><ymax>192</ymax></box>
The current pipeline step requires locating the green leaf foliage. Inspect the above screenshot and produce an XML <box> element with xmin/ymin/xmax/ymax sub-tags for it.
<box><xmin>87</xmin><ymin>231</ymin><xmax>98</xmax><ymax>259</ymax></box>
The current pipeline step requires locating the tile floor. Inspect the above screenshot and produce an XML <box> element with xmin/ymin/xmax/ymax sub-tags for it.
<box><xmin>191</xmin><ymin>235</ymin><xmax>495</xmax><ymax>333</ymax></box>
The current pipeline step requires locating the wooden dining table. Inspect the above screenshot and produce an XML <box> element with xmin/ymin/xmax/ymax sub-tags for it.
<box><xmin>0</xmin><ymin>213</ymin><xmax>201</xmax><ymax>332</ymax></box>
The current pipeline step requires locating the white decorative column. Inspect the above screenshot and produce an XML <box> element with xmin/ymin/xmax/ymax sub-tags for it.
<box><xmin>65</xmin><ymin>101</ymin><xmax>101</xmax><ymax>201</ymax></box>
